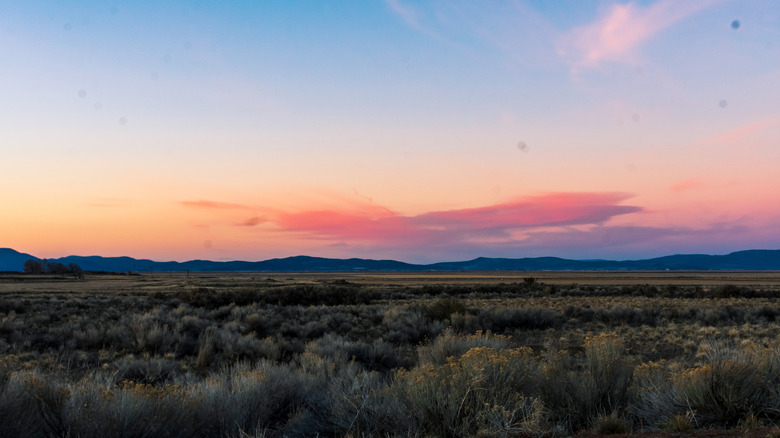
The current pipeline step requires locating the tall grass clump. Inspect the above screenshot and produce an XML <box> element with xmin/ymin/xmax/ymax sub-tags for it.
<box><xmin>194</xmin><ymin>360</ymin><xmax>329</xmax><ymax>437</ymax></box>
<box><xmin>392</xmin><ymin>344</ymin><xmax>545</xmax><ymax>437</ymax></box>
<box><xmin>417</xmin><ymin>329</ymin><xmax>511</xmax><ymax>366</ymax></box>
<box><xmin>629</xmin><ymin>360</ymin><xmax>679</xmax><ymax>430</ymax></box>
<box><xmin>630</xmin><ymin>340</ymin><xmax>780</xmax><ymax>430</ymax></box>
<box><xmin>540</xmin><ymin>333</ymin><xmax>633</xmax><ymax>432</ymax></box>
<box><xmin>671</xmin><ymin>341</ymin><xmax>780</xmax><ymax>427</ymax></box>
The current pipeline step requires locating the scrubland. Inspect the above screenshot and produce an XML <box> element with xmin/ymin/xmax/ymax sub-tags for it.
<box><xmin>1</xmin><ymin>272</ymin><xmax>780</xmax><ymax>437</ymax></box>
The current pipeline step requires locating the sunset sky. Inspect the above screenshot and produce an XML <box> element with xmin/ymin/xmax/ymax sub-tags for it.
<box><xmin>2</xmin><ymin>0</ymin><xmax>779</xmax><ymax>263</ymax></box>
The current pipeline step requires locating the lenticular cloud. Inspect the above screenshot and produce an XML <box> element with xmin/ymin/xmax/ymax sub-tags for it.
<box><xmin>272</xmin><ymin>192</ymin><xmax>641</xmax><ymax>245</ymax></box>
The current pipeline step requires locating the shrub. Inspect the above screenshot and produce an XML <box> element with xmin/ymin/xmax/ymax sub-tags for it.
<box><xmin>195</xmin><ymin>361</ymin><xmax>329</xmax><ymax>437</ymax></box>
<box><xmin>177</xmin><ymin>287</ymin><xmax>261</xmax><ymax>309</ymax></box>
<box><xmin>417</xmin><ymin>329</ymin><xmax>512</xmax><ymax>366</ymax></box>
<box><xmin>392</xmin><ymin>345</ymin><xmax>543</xmax><ymax>437</ymax></box>
<box><xmin>66</xmin><ymin>379</ymin><xmax>197</xmax><ymax>438</ymax></box>
<box><xmin>476</xmin><ymin>306</ymin><xmax>563</xmax><ymax>332</ymax></box>
<box><xmin>260</xmin><ymin>284</ymin><xmax>377</xmax><ymax>306</ymax></box>
<box><xmin>382</xmin><ymin>306</ymin><xmax>444</xmax><ymax>345</ymax></box>
<box><xmin>540</xmin><ymin>333</ymin><xmax>633</xmax><ymax>432</ymax></box>
<box><xmin>672</xmin><ymin>341</ymin><xmax>780</xmax><ymax>427</ymax></box>
<box><xmin>629</xmin><ymin>360</ymin><xmax>679</xmax><ymax>430</ymax></box>
<box><xmin>114</xmin><ymin>356</ymin><xmax>181</xmax><ymax>385</ymax></box>
<box><xmin>421</xmin><ymin>297</ymin><xmax>468</xmax><ymax>322</ymax></box>
<box><xmin>305</xmin><ymin>334</ymin><xmax>401</xmax><ymax>372</ymax></box>
<box><xmin>713</xmin><ymin>284</ymin><xmax>750</xmax><ymax>299</ymax></box>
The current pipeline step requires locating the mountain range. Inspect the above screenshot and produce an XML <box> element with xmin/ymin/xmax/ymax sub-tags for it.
<box><xmin>2</xmin><ymin>248</ymin><xmax>780</xmax><ymax>272</ymax></box>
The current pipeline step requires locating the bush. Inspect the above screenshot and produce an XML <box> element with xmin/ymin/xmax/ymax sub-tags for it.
<box><xmin>671</xmin><ymin>341</ymin><xmax>780</xmax><ymax>427</ymax></box>
<box><xmin>629</xmin><ymin>360</ymin><xmax>679</xmax><ymax>430</ymax></box>
<box><xmin>260</xmin><ymin>284</ymin><xmax>377</xmax><ymax>306</ymax></box>
<box><xmin>540</xmin><ymin>333</ymin><xmax>633</xmax><ymax>432</ymax></box>
<box><xmin>418</xmin><ymin>329</ymin><xmax>512</xmax><ymax>366</ymax></box>
<box><xmin>195</xmin><ymin>361</ymin><xmax>329</xmax><ymax>437</ymax></box>
<box><xmin>476</xmin><ymin>306</ymin><xmax>563</xmax><ymax>332</ymax></box>
<box><xmin>392</xmin><ymin>345</ymin><xmax>544</xmax><ymax>437</ymax></box>
<box><xmin>421</xmin><ymin>297</ymin><xmax>467</xmax><ymax>322</ymax></box>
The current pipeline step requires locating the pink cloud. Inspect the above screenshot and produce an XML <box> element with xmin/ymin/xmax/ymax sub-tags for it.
<box><xmin>558</xmin><ymin>0</ymin><xmax>717</xmax><ymax>68</ymax></box>
<box><xmin>176</xmin><ymin>192</ymin><xmax>780</xmax><ymax>262</ymax></box>
<box><xmin>275</xmin><ymin>205</ymin><xmax>419</xmax><ymax>241</ymax></box>
<box><xmin>414</xmin><ymin>192</ymin><xmax>639</xmax><ymax>231</ymax></box>
<box><xmin>692</xmin><ymin>117</ymin><xmax>780</xmax><ymax>150</ymax></box>
<box><xmin>271</xmin><ymin>192</ymin><xmax>641</xmax><ymax>247</ymax></box>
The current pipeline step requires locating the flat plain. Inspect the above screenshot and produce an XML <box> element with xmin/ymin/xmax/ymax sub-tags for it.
<box><xmin>4</xmin><ymin>269</ymin><xmax>778</xmax><ymax>291</ymax></box>
<box><xmin>2</xmin><ymin>271</ymin><xmax>780</xmax><ymax>437</ymax></box>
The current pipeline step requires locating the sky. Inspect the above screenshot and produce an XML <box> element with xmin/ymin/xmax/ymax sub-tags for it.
<box><xmin>1</xmin><ymin>0</ymin><xmax>779</xmax><ymax>263</ymax></box>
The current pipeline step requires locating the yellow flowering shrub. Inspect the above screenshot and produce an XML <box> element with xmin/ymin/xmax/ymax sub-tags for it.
<box><xmin>393</xmin><ymin>343</ymin><xmax>544</xmax><ymax>437</ymax></box>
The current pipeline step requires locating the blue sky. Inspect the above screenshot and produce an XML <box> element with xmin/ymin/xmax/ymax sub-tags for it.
<box><xmin>2</xmin><ymin>0</ymin><xmax>779</xmax><ymax>262</ymax></box>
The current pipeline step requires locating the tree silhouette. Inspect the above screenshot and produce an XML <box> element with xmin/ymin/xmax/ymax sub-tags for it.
<box><xmin>24</xmin><ymin>259</ymin><xmax>43</xmax><ymax>274</ymax></box>
<box><xmin>23</xmin><ymin>259</ymin><xmax>83</xmax><ymax>277</ymax></box>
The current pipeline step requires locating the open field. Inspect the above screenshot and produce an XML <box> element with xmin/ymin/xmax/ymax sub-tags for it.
<box><xmin>2</xmin><ymin>271</ymin><xmax>780</xmax><ymax>437</ymax></box>
<box><xmin>290</xmin><ymin>270</ymin><xmax>780</xmax><ymax>287</ymax></box>
<box><xmin>4</xmin><ymin>269</ymin><xmax>780</xmax><ymax>292</ymax></box>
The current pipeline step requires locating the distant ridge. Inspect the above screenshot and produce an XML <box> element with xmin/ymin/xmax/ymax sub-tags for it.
<box><xmin>2</xmin><ymin>248</ymin><xmax>780</xmax><ymax>272</ymax></box>
<box><xmin>0</xmin><ymin>248</ymin><xmax>38</xmax><ymax>271</ymax></box>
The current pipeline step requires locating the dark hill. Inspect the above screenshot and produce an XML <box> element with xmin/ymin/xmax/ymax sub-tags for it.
<box><xmin>2</xmin><ymin>248</ymin><xmax>780</xmax><ymax>272</ymax></box>
<box><xmin>0</xmin><ymin>248</ymin><xmax>38</xmax><ymax>271</ymax></box>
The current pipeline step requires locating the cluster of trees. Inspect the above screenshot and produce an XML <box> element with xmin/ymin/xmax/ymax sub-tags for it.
<box><xmin>23</xmin><ymin>259</ymin><xmax>83</xmax><ymax>277</ymax></box>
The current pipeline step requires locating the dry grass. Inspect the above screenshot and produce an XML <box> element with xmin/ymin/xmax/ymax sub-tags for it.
<box><xmin>1</xmin><ymin>271</ymin><xmax>780</xmax><ymax>436</ymax></box>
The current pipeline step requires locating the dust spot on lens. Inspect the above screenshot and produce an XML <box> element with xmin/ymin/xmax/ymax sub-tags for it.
<box><xmin>184</xmin><ymin>41</ymin><xmax>192</xmax><ymax>50</ymax></box>
<box><xmin>517</xmin><ymin>141</ymin><xmax>529</xmax><ymax>152</ymax></box>
<box><xmin>78</xmin><ymin>89</ymin><xmax>86</xmax><ymax>98</ymax></box>
<box><xmin>731</xmin><ymin>20</ymin><xmax>740</xmax><ymax>30</ymax></box>
<box><xmin>63</xmin><ymin>23</ymin><xmax>72</xmax><ymax>31</ymax></box>
<box><xmin>93</xmin><ymin>102</ymin><xmax>102</xmax><ymax>110</ymax></box>
<box><xmin>118</xmin><ymin>116</ymin><xmax>127</xmax><ymax>125</ymax></box>
<box><xmin>110</xmin><ymin>6</ymin><xmax>118</xmax><ymax>15</ymax></box>
<box><xmin>632</xmin><ymin>113</ymin><xmax>640</xmax><ymax>123</ymax></box>
<box><xmin>719</xmin><ymin>99</ymin><xmax>728</xmax><ymax>109</ymax></box>
<box><xmin>164</xmin><ymin>54</ymin><xmax>172</xmax><ymax>63</ymax></box>
<box><xmin>150</xmin><ymin>72</ymin><xmax>159</xmax><ymax>81</ymax></box>
<box><xmin>204</xmin><ymin>240</ymin><xmax>213</xmax><ymax>249</ymax></box>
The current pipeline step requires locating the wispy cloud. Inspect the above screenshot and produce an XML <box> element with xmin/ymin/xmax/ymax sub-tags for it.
<box><xmin>272</xmin><ymin>192</ymin><xmax>641</xmax><ymax>248</ymax></box>
<box><xmin>384</xmin><ymin>0</ymin><xmax>451</xmax><ymax>43</ymax></box>
<box><xmin>557</xmin><ymin>0</ymin><xmax>718</xmax><ymax>69</ymax></box>
<box><xmin>383</xmin><ymin>0</ymin><xmax>558</xmax><ymax>66</ymax></box>
<box><xmin>176</xmin><ymin>192</ymin><xmax>777</xmax><ymax>262</ymax></box>
<box><xmin>413</xmin><ymin>193</ymin><xmax>639</xmax><ymax>232</ymax></box>
<box><xmin>692</xmin><ymin>117</ymin><xmax>780</xmax><ymax>150</ymax></box>
<box><xmin>384</xmin><ymin>0</ymin><xmax>420</xmax><ymax>30</ymax></box>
